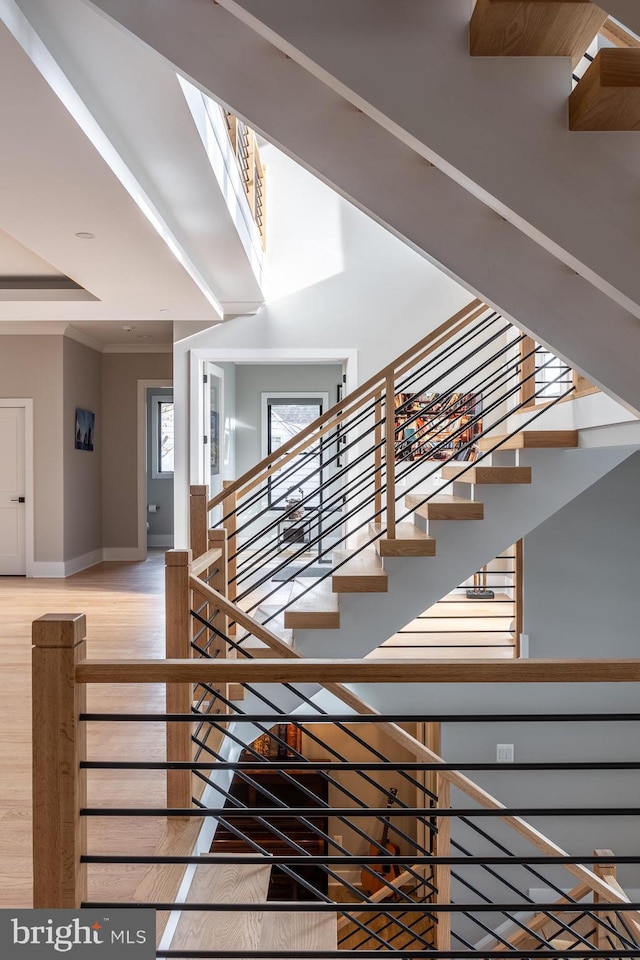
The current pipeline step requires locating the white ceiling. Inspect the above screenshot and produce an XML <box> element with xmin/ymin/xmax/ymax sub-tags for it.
<box><xmin>0</xmin><ymin>0</ymin><xmax>266</xmax><ymax>346</ymax></box>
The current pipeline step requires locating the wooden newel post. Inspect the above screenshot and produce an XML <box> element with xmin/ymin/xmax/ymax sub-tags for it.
<box><xmin>32</xmin><ymin>613</ymin><xmax>87</xmax><ymax>908</ymax></box>
<box><xmin>593</xmin><ymin>849</ymin><xmax>618</xmax><ymax>951</ymax></box>
<box><xmin>434</xmin><ymin>773</ymin><xmax>451</xmax><ymax>952</ymax></box>
<box><xmin>189</xmin><ymin>484</ymin><xmax>209</xmax><ymax>561</ymax></box>
<box><xmin>165</xmin><ymin>549</ymin><xmax>192</xmax><ymax>814</ymax></box>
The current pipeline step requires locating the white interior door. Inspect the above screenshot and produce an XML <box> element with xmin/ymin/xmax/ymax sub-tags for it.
<box><xmin>0</xmin><ymin>407</ymin><xmax>26</xmax><ymax>575</ymax></box>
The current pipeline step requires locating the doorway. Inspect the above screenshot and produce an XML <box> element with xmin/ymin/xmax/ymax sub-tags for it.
<box><xmin>0</xmin><ymin>400</ymin><xmax>33</xmax><ymax>576</ymax></box>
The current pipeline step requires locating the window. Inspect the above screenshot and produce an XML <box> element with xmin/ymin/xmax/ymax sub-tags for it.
<box><xmin>151</xmin><ymin>394</ymin><xmax>174</xmax><ymax>478</ymax></box>
<box><xmin>263</xmin><ymin>393</ymin><xmax>328</xmax><ymax>507</ymax></box>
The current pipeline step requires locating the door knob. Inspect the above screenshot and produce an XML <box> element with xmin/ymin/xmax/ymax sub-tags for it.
<box><xmin>10</xmin><ymin>497</ymin><xmax>25</xmax><ymax>503</ymax></box>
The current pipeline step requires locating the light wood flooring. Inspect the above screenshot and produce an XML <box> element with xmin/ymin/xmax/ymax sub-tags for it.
<box><xmin>0</xmin><ymin>551</ymin><xmax>168</xmax><ymax>910</ymax></box>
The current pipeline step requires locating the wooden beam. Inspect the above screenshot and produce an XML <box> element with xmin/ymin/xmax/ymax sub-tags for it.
<box><xmin>471</xmin><ymin>1</ymin><xmax>608</xmax><ymax>68</ymax></box>
<box><xmin>76</xmin><ymin>656</ymin><xmax>640</xmax><ymax>684</ymax></box>
<box><xmin>570</xmin><ymin>48</ymin><xmax>640</xmax><ymax>130</ymax></box>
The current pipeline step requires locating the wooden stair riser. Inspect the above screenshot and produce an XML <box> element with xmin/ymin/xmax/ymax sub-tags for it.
<box><xmin>478</xmin><ymin>430</ymin><xmax>579</xmax><ymax>452</ymax></box>
<box><xmin>369</xmin><ymin>521</ymin><xmax>436</xmax><ymax>557</ymax></box>
<box><xmin>405</xmin><ymin>494</ymin><xmax>484</xmax><ymax>522</ymax></box>
<box><xmin>441</xmin><ymin>465</ymin><xmax>532</xmax><ymax>485</ymax></box>
<box><xmin>331</xmin><ymin>549</ymin><xmax>388</xmax><ymax>593</ymax></box>
<box><xmin>284</xmin><ymin>577</ymin><xmax>341</xmax><ymax>630</ymax></box>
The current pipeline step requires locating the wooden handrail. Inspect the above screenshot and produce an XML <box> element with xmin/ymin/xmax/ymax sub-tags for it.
<box><xmin>76</xmin><ymin>656</ymin><xmax>640</xmax><ymax>684</ymax></box>
<box><xmin>189</xmin><ymin>546</ymin><xmax>222</xmax><ymax>578</ymax></box>
<box><xmin>207</xmin><ymin>299</ymin><xmax>484</xmax><ymax>510</ymax></box>
<box><xmin>601</xmin><ymin>17</ymin><xmax>640</xmax><ymax>49</ymax></box>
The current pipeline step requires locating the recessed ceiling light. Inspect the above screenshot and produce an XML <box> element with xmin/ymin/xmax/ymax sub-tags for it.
<box><xmin>74</xmin><ymin>231</ymin><xmax>95</xmax><ymax>240</ymax></box>
<box><xmin>122</xmin><ymin>325</ymin><xmax>135</xmax><ymax>333</ymax></box>
<box><xmin>159</xmin><ymin>307</ymin><xmax>173</xmax><ymax>315</ymax></box>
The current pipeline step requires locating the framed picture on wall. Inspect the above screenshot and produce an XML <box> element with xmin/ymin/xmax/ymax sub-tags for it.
<box><xmin>75</xmin><ymin>408</ymin><xmax>95</xmax><ymax>451</ymax></box>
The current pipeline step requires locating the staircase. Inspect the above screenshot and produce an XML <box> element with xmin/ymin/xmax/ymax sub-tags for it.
<box><xmin>169</xmin><ymin>302</ymin><xmax>640</xmax><ymax>950</ymax></box>
<box><xmin>79</xmin><ymin>0</ymin><xmax>640</xmax><ymax>413</ymax></box>
<box><xmin>198</xmin><ymin>301</ymin><xmax>637</xmax><ymax>668</ymax></box>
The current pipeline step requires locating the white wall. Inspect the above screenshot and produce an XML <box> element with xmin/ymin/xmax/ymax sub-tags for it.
<box><xmin>173</xmin><ymin>146</ymin><xmax>471</xmax><ymax>544</ymax></box>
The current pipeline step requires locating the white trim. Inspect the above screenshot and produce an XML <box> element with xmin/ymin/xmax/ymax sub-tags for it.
<box><xmin>0</xmin><ymin>398</ymin><xmax>34</xmax><ymax>577</ymax></box>
<box><xmin>64</xmin><ymin>549</ymin><xmax>103</xmax><ymax>577</ymax></box>
<box><xmin>63</xmin><ymin>325</ymin><xmax>104</xmax><ymax>353</ymax></box>
<box><xmin>102</xmin><ymin>547</ymin><xmax>143</xmax><ymax>562</ymax></box>
<box><xmin>147</xmin><ymin>535</ymin><xmax>174</xmax><ymax>548</ymax></box>
<box><xmin>138</xmin><ymin>379</ymin><xmax>173</xmax><ymax>563</ymax></box>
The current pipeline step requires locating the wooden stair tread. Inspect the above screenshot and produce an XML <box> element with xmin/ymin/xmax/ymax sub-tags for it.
<box><xmin>441</xmin><ymin>464</ymin><xmax>531</xmax><ymax>484</ymax></box>
<box><xmin>261</xmin><ymin>909</ymin><xmax>337</xmax><ymax>957</ymax></box>
<box><xmin>369</xmin><ymin>521</ymin><xmax>436</xmax><ymax>557</ymax></box>
<box><xmin>332</xmin><ymin>549</ymin><xmax>388</xmax><ymax>593</ymax></box>
<box><xmin>470</xmin><ymin>0</ymin><xmax>608</xmax><ymax>68</ymax></box>
<box><xmin>284</xmin><ymin>577</ymin><xmax>340</xmax><ymax>629</ymax></box>
<box><xmin>478</xmin><ymin>430</ymin><xmax>578</xmax><ymax>451</ymax></box>
<box><xmin>405</xmin><ymin>493</ymin><xmax>484</xmax><ymax>520</ymax></box>
<box><xmin>171</xmin><ymin>863</ymin><xmax>271</xmax><ymax>951</ymax></box>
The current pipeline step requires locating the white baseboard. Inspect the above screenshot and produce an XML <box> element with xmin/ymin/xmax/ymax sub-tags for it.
<box><xmin>102</xmin><ymin>547</ymin><xmax>144</xmax><ymax>562</ymax></box>
<box><xmin>31</xmin><ymin>561</ymin><xmax>67</xmax><ymax>578</ymax></box>
<box><xmin>64</xmin><ymin>550</ymin><xmax>103</xmax><ymax>577</ymax></box>
<box><xmin>147</xmin><ymin>535</ymin><xmax>174</xmax><ymax>547</ymax></box>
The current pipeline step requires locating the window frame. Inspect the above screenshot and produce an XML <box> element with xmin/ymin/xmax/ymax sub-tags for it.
<box><xmin>151</xmin><ymin>393</ymin><xmax>175</xmax><ymax>480</ymax></box>
<box><xmin>261</xmin><ymin>391</ymin><xmax>329</xmax><ymax>509</ymax></box>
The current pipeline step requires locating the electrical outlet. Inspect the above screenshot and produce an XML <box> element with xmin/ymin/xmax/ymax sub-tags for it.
<box><xmin>496</xmin><ymin>743</ymin><xmax>514</xmax><ymax>763</ymax></box>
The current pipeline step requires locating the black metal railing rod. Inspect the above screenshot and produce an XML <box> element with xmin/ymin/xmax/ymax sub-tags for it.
<box><xmin>80</xmin><ymin>854</ymin><xmax>640</xmax><ymax>867</ymax></box>
<box><xmin>189</xmin><ymin>691</ymin><xmax>437</xmax><ymax>873</ymax></box>
<box><xmin>234</xmin><ymin>349</ymin><xmax>557</xmax><ymax>617</ymax></box>
<box><xmin>77</xmin><ymin>901</ymin><xmax>640</xmax><ymax>913</ymax></box>
<box><xmin>146</xmin><ymin>950</ymin><xmax>640</xmax><ymax>960</ymax></box>
<box><xmin>395</xmin><ymin>379</ymin><xmax>575</xmax><ymax>526</ymax></box>
<box><xmin>227</xmin><ymin>320</ymin><xmax>521</xmax><ymax>579</ymax></box>
<box><xmin>82</xmin><ymin>711</ymin><xmax>640</xmax><ymax>725</ymax></box>
<box><xmin>221</xmin><ymin>311</ymin><xmax>502</xmax><ymax>530</ymax></box>
<box><xmin>230</xmin><ymin>329</ymin><xmax>528</xmax><ymax>588</ymax></box>
<box><xmin>81</xmin><ymin>802</ymin><xmax>640</xmax><ymax>819</ymax></box>
<box><xmin>81</xmin><ymin>760</ymin><xmax>640</xmax><ymax>773</ymax></box>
